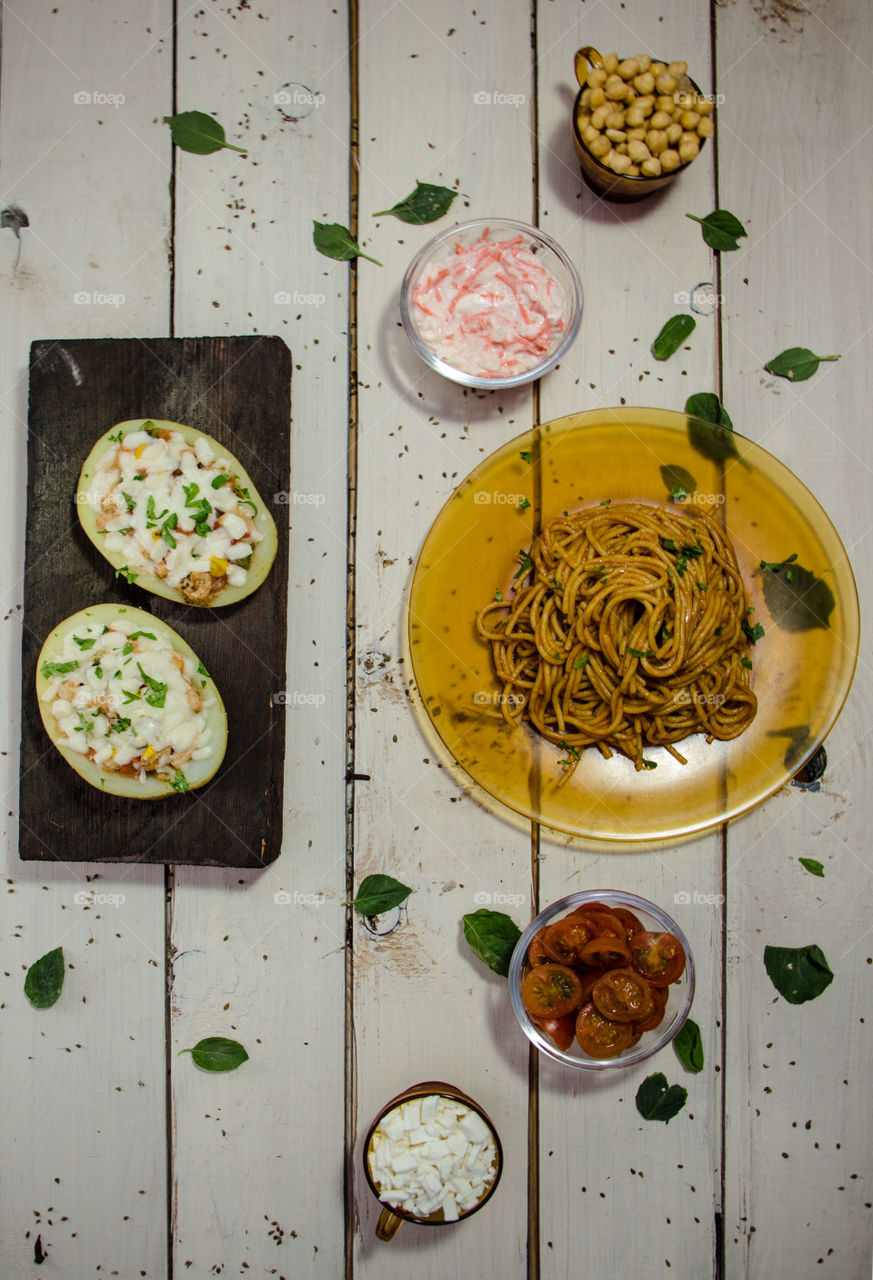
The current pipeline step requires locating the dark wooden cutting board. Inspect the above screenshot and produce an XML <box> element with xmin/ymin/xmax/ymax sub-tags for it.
<box><xmin>19</xmin><ymin>336</ymin><xmax>291</xmax><ymax>867</ymax></box>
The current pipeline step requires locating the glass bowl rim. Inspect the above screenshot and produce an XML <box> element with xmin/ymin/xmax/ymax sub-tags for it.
<box><xmin>508</xmin><ymin>889</ymin><xmax>695</xmax><ymax>1070</ymax></box>
<box><xmin>399</xmin><ymin>216</ymin><xmax>583</xmax><ymax>389</ymax></box>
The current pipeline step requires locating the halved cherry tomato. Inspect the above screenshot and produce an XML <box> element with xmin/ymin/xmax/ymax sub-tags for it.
<box><xmin>521</xmin><ymin>963</ymin><xmax>583</xmax><ymax>1018</ymax></box>
<box><xmin>582</xmin><ymin>909</ymin><xmax>627</xmax><ymax>940</ymax></box>
<box><xmin>542</xmin><ymin>917</ymin><xmax>594</xmax><ymax>966</ymax></box>
<box><xmin>527</xmin><ymin>926</ymin><xmax>552</xmax><ymax>966</ymax></box>
<box><xmin>632</xmin><ymin>984</ymin><xmax>668</xmax><ymax>1034</ymax></box>
<box><xmin>533</xmin><ymin>1012</ymin><xmax>576</xmax><ymax>1052</ymax></box>
<box><xmin>611</xmin><ymin>906</ymin><xmax>645</xmax><ymax>944</ymax></box>
<box><xmin>577</xmin><ymin>968</ymin><xmax>602</xmax><ymax>1007</ymax></box>
<box><xmin>630</xmin><ymin>931</ymin><xmax>686</xmax><ymax>988</ymax></box>
<box><xmin>591</xmin><ymin>968</ymin><xmax>655</xmax><ymax>1023</ymax></box>
<box><xmin>575</xmin><ymin>1003</ymin><xmax>634</xmax><ymax>1059</ymax></box>
<box><xmin>578</xmin><ymin>935</ymin><xmax>632</xmax><ymax>969</ymax></box>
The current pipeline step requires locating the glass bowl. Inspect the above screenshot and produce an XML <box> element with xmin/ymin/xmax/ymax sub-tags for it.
<box><xmin>508</xmin><ymin>891</ymin><xmax>695</xmax><ymax>1070</ymax></box>
<box><xmin>362</xmin><ymin>1080</ymin><xmax>503</xmax><ymax>1239</ymax></box>
<box><xmin>571</xmin><ymin>47</ymin><xmax>710</xmax><ymax>202</ymax></box>
<box><xmin>400</xmin><ymin>218</ymin><xmax>582</xmax><ymax>389</ymax></box>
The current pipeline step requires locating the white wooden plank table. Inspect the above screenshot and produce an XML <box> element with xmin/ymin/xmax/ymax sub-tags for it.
<box><xmin>1</xmin><ymin>1</ymin><xmax>870</xmax><ymax>1277</ymax></box>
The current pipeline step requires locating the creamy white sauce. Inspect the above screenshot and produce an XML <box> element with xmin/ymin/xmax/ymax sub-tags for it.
<box><xmin>412</xmin><ymin>230</ymin><xmax>567</xmax><ymax>377</ymax></box>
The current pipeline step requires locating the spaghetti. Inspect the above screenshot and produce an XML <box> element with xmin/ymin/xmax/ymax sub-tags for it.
<box><xmin>476</xmin><ymin>503</ymin><xmax>758</xmax><ymax>775</ymax></box>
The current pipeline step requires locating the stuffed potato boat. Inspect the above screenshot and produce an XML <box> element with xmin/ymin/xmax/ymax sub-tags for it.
<box><xmin>77</xmin><ymin>419</ymin><xmax>277</xmax><ymax>607</ymax></box>
<box><xmin>36</xmin><ymin>604</ymin><xmax>227</xmax><ymax>798</ymax></box>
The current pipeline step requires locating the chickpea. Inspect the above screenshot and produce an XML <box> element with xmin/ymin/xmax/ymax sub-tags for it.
<box><xmin>615</xmin><ymin>141</ymin><xmax>629</xmax><ymax>154</ymax></box>
<box><xmin>650</xmin><ymin>110</ymin><xmax>672</xmax><ymax>130</ymax></box>
<box><xmin>679</xmin><ymin>138</ymin><xmax>699</xmax><ymax>164</ymax></box>
<box><xmin>579</xmin><ymin>88</ymin><xmax>591</xmax><ymax>109</ymax></box>
<box><xmin>681</xmin><ymin>109</ymin><xmax>701</xmax><ymax>129</ymax></box>
<box><xmin>636</xmin><ymin>54</ymin><xmax>652</xmax><ymax>72</ymax></box>
<box><xmin>603</xmin><ymin>52</ymin><xmax>619</xmax><ymax>73</ymax></box>
<box><xmin>605</xmin><ymin>75</ymin><xmax>627</xmax><ymax>101</ymax></box>
<box><xmin>589</xmin><ymin>87</ymin><xmax>606</xmax><ymax>108</ymax></box>
<box><xmin>635</xmin><ymin>95</ymin><xmax>655</xmax><ymax>116</ymax></box>
<box><xmin>627</xmin><ymin>164</ymin><xmax>641</xmax><ymax>176</ymax></box>
<box><xmin>660</xmin><ymin>148</ymin><xmax>681</xmax><ymax>172</ymax></box>
<box><xmin>591</xmin><ymin>104</ymin><xmax>610</xmax><ymax>130</ymax></box>
<box><xmin>589</xmin><ymin>134</ymin><xmax>611</xmax><ymax>158</ymax></box>
<box><xmin>697</xmin><ymin>96</ymin><xmax>715</xmax><ymax>116</ymax></box>
<box><xmin>640</xmin><ymin>156</ymin><xmax>662</xmax><ymax>177</ymax></box>
<box><xmin>606</xmin><ymin>128</ymin><xmax>627</xmax><ymax>143</ymax></box>
<box><xmin>633</xmin><ymin>71</ymin><xmax>655</xmax><ymax>95</ymax></box>
<box><xmin>650</xmin><ymin>61</ymin><xmax>666</xmax><ymax>75</ymax></box>
<box><xmin>668</xmin><ymin>60</ymin><xmax>688</xmax><ymax>77</ymax></box>
<box><xmin>679</xmin><ymin>131</ymin><xmax>698</xmax><ymax>148</ymax></box>
<box><xmin>605</xmin><ymin>109</ymin><xmax>626</xmax><ymax>130</ymax></box>
<box><xmin>625</xmin><ymin>106</ymin><xmax>646</xmax><ymax>128</ymax></box>
<box><xmin>588</xmin><ymin>67</ymin><xmax>607</xmax><ymax>88</ymax></box>
<box><xmin>656</xmin><ymin>71</ymin><xmax>678</xmax><ymax>93</ymax></box>
<box><xmin>618</xmin><ymin>57</ymin><xmax>640</xmax><ymax>79</ymax></box>
<box><xmin>627</xmin><ymin>138</ymin><xmax>651</xmax><ymax>162</ymax></box>
<box><xmin>627</xmin><ymin>126</ymin><xmax>648</xmax><ymax>141</ymax></box>
<box><xmin>645</xmin><ymin>128</ymin><xmax>668</xmax><ymax>155</ymax></box>
<box><xmin>656</xmin><ymin>94</ymin><xmax>676</xmax><ymax>113</ymax></box>
<box><xmin>609</xmin><ymin>151</ymin><xmax>632</xmax><ymax>174</ymax></box>
<box><xmin>582</xmin><ymin>123</ymin><xmax>599</xmax><ymax>144</ymax></box>
<box><xmin>697</xmin><ymin>115</ymin><xmax>715</xmax><ymax>138</ymax></box>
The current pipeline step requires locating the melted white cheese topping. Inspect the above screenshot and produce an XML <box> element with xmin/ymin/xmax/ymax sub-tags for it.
<box><xmin>87</xmin><ymin>425</ymin><xmax>262</xmax><ymax>593</ymax></box>
<box><xmin>39</xmin><ymin>617</ymin><xmax>216</xmax><ymax>788</ymax></box>
<box><xmin>367</xmin><ymin>1094</ymin><xmax>498</xmax><ymax>1221</ymax></box>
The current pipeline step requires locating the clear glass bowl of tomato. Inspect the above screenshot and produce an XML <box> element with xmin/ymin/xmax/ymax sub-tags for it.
<box><xmin>508</xmin><ymin>890</ymin><xmax>695</xmax><ymax>1070</ymax></box>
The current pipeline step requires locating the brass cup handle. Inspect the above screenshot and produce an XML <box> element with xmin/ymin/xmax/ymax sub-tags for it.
<box><xmin>574</xmin><ymin>46</ymin><xmax>604</xmax><ymax>86</ymax></box>
<box><xmin>375</xmin><ymin>1207</ymin><xmax>404</xmax><ymax>1241</ymax></box>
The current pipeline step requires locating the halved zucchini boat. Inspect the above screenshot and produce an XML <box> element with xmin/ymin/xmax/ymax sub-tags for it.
<box><xmin>36</xmin><ymin>603</ymin><xmax>227</xmax><ymax>798</ymax></box>
<box><xmin>77</xmin><ymin>418</ymin><xmax>277</xmax><ymax>607</ymax></box>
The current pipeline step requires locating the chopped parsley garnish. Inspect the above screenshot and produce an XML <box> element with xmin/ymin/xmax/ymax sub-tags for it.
<box><xmin>518</xmin><ymin>497</ymin><xmax>531</xmax><ymax>511</ymax></box>
<box><xmin>160</xmin><ymin>513</ymin><xmax>178</xmax><ymax>548</ymax></box>
<box><xmin>137</xmin><ymin>664</ymin><xmax>167</xmax><ymax>709</ymax></box>
<box><xmin>558</xmin><ymin>741</ymin><xmax>582</xmax><ymax>768</ymax></box>
<box><xmin>639</xmin><ymin>758</ymin><xmax>658</xmax><ymax>770</ymax></box>
<box><xmin>183</xmin><ymin>482</ymin><xmax>200</xmax><ymax>505</ymax></box>
<box><xmin>115</xmin><ymin>565</ymin><xmax>138</xmax><ymax>584</ymax></box>
<box><xmin>72</xmin><ymin>635</ymin><xmax>96</xmax><ymax>650</ymax></box>
<box><xmin>133</xmin><ymin>472</ymin><xmax>146</xmax><ymax>481</ymax></box>
<box><xmin>41</xmin><ymin>660</ymin><xmax>79</xmax><ymax>677</ymax></box>
<box><xmin>661</xmin><ymin>539</ymin><xmax>677</xmax><ymax>552</ymax></box>
<box><xmin>112</xmin><ymin>717</ymin><xmax>132</xmax><ymax>733</ymax></box>
<box><xmin>94</xmin><ymin>666</ymin><xmax>102</xmax><ymax>679</ymax></box>
<box><xmin>121</xmin><ymin>689</ymin><xmax>141</xmax><ymax>704</ymax></box>
<box><xmin>627</xmin><ymin>648</ymin><xmax>654</xmax><ymax>658</ymax></box>
<box><xmin>494</xmin><ymin>590</ymin><xmax>503</xmax><ymax>603</ymax></box>
<box><xmin>129</xmin><ymin>631</ymin><xmax>156</xmax><ymax>642</ymax></box>
<box><xmin>232</xmin><ymin>483</ymin><xmax>257</xmax><ymax>517</ymax></box>
<box><xmin>76</xmin><ymin>713</ymin><xmax>93</xmax><ymax>734</ymax></box>
<box><xmin>121</xmin><ymin>491</ymin><xmax>137</xmax><ymax>512</ymax></box>
<box><xmin>211</xmin><ymin>473</ymin><xmax>230</xmax><ymax>489</ymax></box>
<box><xmin>600</xmin><ymin>497</ymin><xmax>612</xmax><ymax>506</ymax></box>
<box><xmin>519</xmin><ymin>450</ymin><xmax>533</xmax><ymax>464</ymax></box>
<box><xmin>513</xmin><ymin>550</ymin><xmax>533</xmax><ymax>580</ymax></box>
<box><xmin>574</xmin><ymin>653</ymin><xmax>590</xmax><ymax>669</ymax></box>
<box><xmin>740</xmin><ymin>656</ymin><xmax>753</xmax><ymax>669</ymax></box>
<box><xmin>196</xmin><ymin>661</ymin><xmax>210</xmax><ymax>680</ymax></box>
<box><xmin>170</xmin><ymin>770</ymin><xmax>189</xmax><ymax>793</ymax></box>
<box><xmin>741</xmin><ymin>618</ymin><xmax>765</xmax><ymax>644</ymax></box>
<box><xmin>122</xmin><ymin>642</ymin><xmax>134</xmax><ymax>656</ymax></box>
<box><xmin>107</xmin><ymin>429</ymin><xmax>124</xmax><ymax>442</ymax></box>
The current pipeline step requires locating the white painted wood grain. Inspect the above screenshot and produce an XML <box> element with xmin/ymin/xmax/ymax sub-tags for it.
<box><xmin>0</xmin><ymin>3</ymin><xmax>173</xmax><ymax>1275</ymax></box>
<box><xmin>534</xmin><ymin>4</ymin><xmax>726</xmax><ymax>1276</ymax></box>
<box><xmin>351</xmin><ymin>0</ymin><xmax>537</xmax><ymax>1272</ymax></box>
<box><xmin>169</xmin><ymin>2</ymin><xmax>350</xmax><ymax>1275</ymax></box>
<box><xmin>718</xmin><ymin>1</ymin><xmax>873</xmax><ymax>1275</ymax></box>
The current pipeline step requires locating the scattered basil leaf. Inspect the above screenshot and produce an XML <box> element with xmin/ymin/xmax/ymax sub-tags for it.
<box><xmin>652</xmin><ymin>314</ymin><xmax>696</xmax><ymax>361</ymax></box>
<box><xmin>347</xmin><ymin>873</ymin><xmax>411</xmax><ymax>917</ymax></box>
<box><xmin>1</xmin><ymin>203</ymin><xmax>29</xmax><ymax>238</ymax></box>
<box><xmin>24</xmin><ymin>946</ymin><xmax>65</xmax><ymax>1009</ymax></box>
<box><xmin>180</xmin><ymin>1036</ymin><xmax>249</xmax><ymax>1071</ymax></box>
<box><xmin>761</xmin><ymin>561</ymin><xmax>835</xmax><ymax>632</ymax></box>
<box><xmin>684</xmin><ymin>392</ymin><xmax>738</xmax><ymax>463</ymax></box>
<box><xmin>660</xmin><ymin>464</ymin><xmax>697</xmax><ymax>500</ymax></box>
<box><xmin>164</xmin><ymin>110</ymin><xmax>246</xmax><ymax>155</ymax></box>
<box><xmin>764</xmin><ymin>347</ymin><xmax>841</xmax><ymax>383</ymax></box>
<box><xmin>799</xmin><ymin>857</ymin><xmax>824</xmax><ymax>878</ymax></box>
<box><xmin>313</xmin><ymin>220</ymin><xmax>382</xmax><ymax>266</ymax></box>
<box><xmin>686</xmin><ymin>209</ymin><xmax>748</xmax><ymax>252</ymax></box>
<box><xmin>764</xmin><ymin>943</ymin><xmax>833</xmax><ymax>1004</ymax></box>
<box><xmin>766</xmin><ymin>723</ymin><xmax>811</xmax><ymax>770</ymax></box>
<box><xmin>673</xmin><ymin>1019</ymin><xmax>704</xmax><ymax>1073</ymax></box>
<box><xmin>635</xmin><ymin>1072</ymin><xmax>688</xmax><ymax>1123</ymax></box>
<box><xmin>462</xmin><ymin>909</ymin><xmax>522</xmax><ymax>977</ymax></box>
<box><xmin>373</xmin><ymin>182</ymin><xmax>457</xmax><ymax>224</ymax></box>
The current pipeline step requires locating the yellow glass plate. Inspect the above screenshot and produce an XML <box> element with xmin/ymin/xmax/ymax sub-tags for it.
<box><xmin>407</xmin><ymin>409</ymin><xmax>859</xmax><ymax>841</ymax></box>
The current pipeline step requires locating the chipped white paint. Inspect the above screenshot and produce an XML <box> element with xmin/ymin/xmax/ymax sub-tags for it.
<box><xmin>1</xmin><ymin>1</ymin><xmax>870</xmax><ymax>1278</ymax></box>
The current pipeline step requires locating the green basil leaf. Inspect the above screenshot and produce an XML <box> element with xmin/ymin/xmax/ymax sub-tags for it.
<box><xmin>764</xmin><ymin>943</ymin><xmax>833</xmax><ymax>1004</ymax></box>
<box><xmin>635</xmin><ymin>1072</ymin><xmax>688</xmax><ymax>1123</ymax></box>
<box><xmin>347</xmin><ymin>874</ymin><xmax>412</xmax><ymax>916</ymax></box>
<box><xmin>685</xmin><ymin>392</ymin><xmax>738</xmax><ymax>463</ymax></box>
<box><xmin>180</xmin><ymin>1037</ymin><xmax>249</xmax><ymax>1072</ymax></box>
<box><xmin>313</xmin><ymin>220</ymin><xmax>382</xmax><ymax>266</ymax></box>
<box><xmin>652</xmin><ymin>314</ymin><xmax>696</xmax><ymax>361</ymax></box>
<box><xmin>660</xmin><ymin>464</ymin><xmax>697</xmax><ymax>500</ymax></box>
<box><xmin>374</xmin><ymin>182</ymin><xmax>457</xmax><ymax>224</ymax></box>
<box><xmin>761</xmin><ymin>561</ymin><xmax>835</xmax><ymax>632</ymax></box>
<box><xmin>24</xmin><ymin>946</ymin><xmax>65</xmax><ymax>1009</ymax></box>
<box><xmin>673</xmin><ymin>1019</ymin><xmax>704</xmax><ymax>1073</ymax></box>
<box><xmin>686</xmin><ymin>209</ymin><xmax>748</xmax><ymax>252</ymax></box>
<box><xmin>164</xmin><ymin>110</ymin><xmax>246</xmax><ymax>155</ymax></box>
<box><xmin>462</xmin><ymin>908</ymin><xmax>522</xmax><ymax>977</ymax></box>
<box><xmin>799</xmin><ymin>857</ymin><xmax>825</xmax><ymax>877</ymax></box>
<box><xmin>764</xmin><ymin>347</ymin><xmax>841</xmax><ymax>382</ymax></box>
